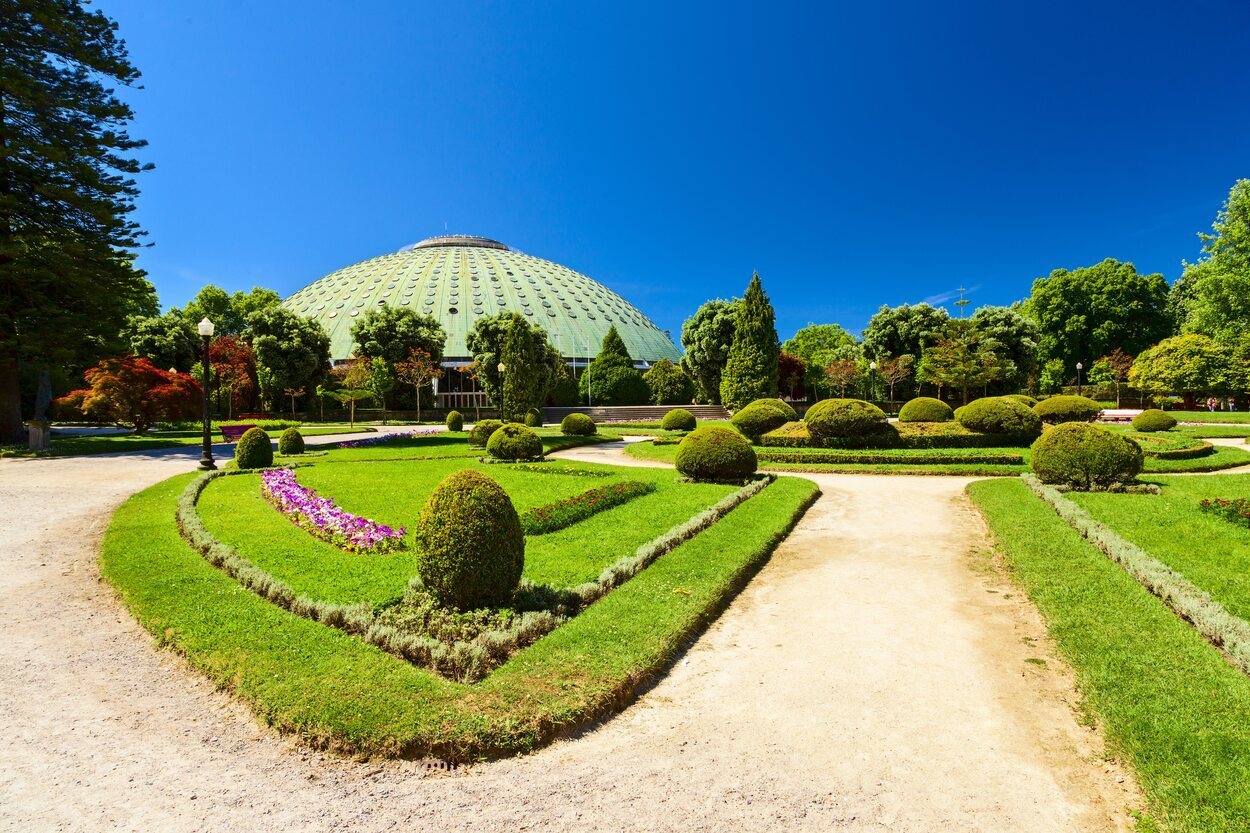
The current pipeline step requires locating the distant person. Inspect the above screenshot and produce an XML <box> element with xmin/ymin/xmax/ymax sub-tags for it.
<box><xmin>1207</xmin><ymin>396</ymin><xmax>1218</xmax><ymax>412</ymax></box>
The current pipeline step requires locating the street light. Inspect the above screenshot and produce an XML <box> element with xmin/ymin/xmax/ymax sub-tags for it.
<box><xmin>869</xmin><ymin>360</ymin><xmax>878</xmax><ymax>402</ymax></box>
<box><xmin>196</xmin><ymin>317</ymin><xmax>216</xmax><ymax>471</ymax></box>
<box><xmin>1076</xmin><ymin>361</ymin><xmax>1084</xmax><ymax>397</ymax></box>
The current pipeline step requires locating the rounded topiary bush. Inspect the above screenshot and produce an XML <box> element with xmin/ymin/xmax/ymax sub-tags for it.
<box><xmin>1031</xmin><ymin>423</ymin><xmax>1143</xmax><ymax>490</ymax></box>
<box><xmin>1132</xmin><ymin>408</ymin><xmax>1177</xmax><ymax>433</ymax></box>
<box><xmin>486</xmin><ymin>422</ymin><xmax>543</xmax><ymax>460</ymax></box>
<box><xmin>1004</xmin><ymin>394</ymin><xmax>1038</xmax><ymax>407</ymax></box>
<box><xmin>234</xmin><ymin>427</ymin><xmax>273</xmax><ymax>469</ymax></box>
<box><xmin>445</xmin><ymin>410</ymin><xmax>463</xmax><ymax>432</ymax></box>
<box><xmin>954</xmin><ymin>397</ymin><xmax>1042</xmax><ymax>436</ymax></box>
<box><xmin>277</xmin><ymin>427</ymin><xmax>304</xmax><ymax>455</ymax></box>
<box><xmin>674</xmin><ymin>425</ymin><xmax>758</xmax><ymax>481</ymax></box>
<box><xmin>898</xmin><ymin>397</ymin><xmax>953</xmax><ymax>423</ymax></box>
<box><xmin>731</xmin><ymin>398</ymin><xmax>795</xmax><ymax>440</ymax></box>
<box><xmin>468</xmin><ymin>419</ymin><xmax>503</xmax><ymax>447</ymax></box>
<box><xmin>560</xmin><ymin>412</ymin><xmax>596</xmax><ymax>436</ymax></box>
<box><xmin>524</xmin><ymin>407</ymin><xmax>542</xmax><ymax>427</ymax></box>
<box><xmin>804</xmin><ymin>398</ymin><xmax>887</xmax><ymax>443</ymax></box>
<box><xmin>415</xmin><ymin>469</ymin><xmax>524</xmax><ymax>610</ymax></box>
<box><xmin>661</xmin><ymin>407</ymin><xmax>697</xmax><ymax>432</ymax></box>
<box><xmin>1033</xmin><ymin>395</ymin><xmax>1102</xmax><ymax>425</ymax></box>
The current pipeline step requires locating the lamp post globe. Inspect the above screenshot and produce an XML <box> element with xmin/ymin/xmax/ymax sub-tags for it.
<box><xmin>197</xmin><ymin>318</ymin><xmax>216</xmax><ymax>471</ymax></box>
<box><xmin>1076</xmin><ymin>361</ymin><xmax>1084</xmax><ymax>397</ymax></box>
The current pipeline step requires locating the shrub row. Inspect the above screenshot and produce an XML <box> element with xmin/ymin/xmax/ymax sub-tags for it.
<box><xmin>759</xmin><ymin>420</ymin><xmax>1038</xmax><ymax>450</ymax></box>
<box><xmin>519</xmin><ymin>481</ymin><xmax>656</xmax><ymax>535</ymax></box>
<box><xmin>757</xmin><ymin>450</ymin><xmax>1025</xmax><ymax>466</ymax></box>
<box><xmin>955</xmin><ymin>397</ymin><xmax>1042</xmax><ymax>435</ymax></box>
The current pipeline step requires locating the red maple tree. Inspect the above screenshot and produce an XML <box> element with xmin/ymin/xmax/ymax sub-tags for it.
<box><xmin>55</xmin><ymin>355</ymin><xmax>201</xmax><ymax>432</ymax></box>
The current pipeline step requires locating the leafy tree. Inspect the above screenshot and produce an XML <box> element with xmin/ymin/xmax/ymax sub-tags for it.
<box><xmin>123</xmin><ymin>312</ymin><xmax>199</xmax><ymax>372</ymax></box>
<box><xmin>643</xmin><ymin>358</ymin><xmax>694</xmax><ymax>406</ymax></box>
<box><xmin>1028</xmin><ymin>258</ymin><xmax>1170</xmax><ymax>371</ymax></box>
<box><xmin>394</xmin><ymin>348</ymin><xmax>442</xmax><ymax>422</ymax></box>
<box><xmin>1129</xmin><ymin>334</ymin><xmax>1236</xmax><ymax>404</ymax></box>
<box><xmin>782</xmin><ymin>323</ymin><xmax>857</xmax><ymax>399</ymax></box>
<box><xmin>1179</xmin><ymin>180</ymin><xmax>1250</xmax><ymax>343</ymax></box>
<box><xmin>680</xmin><ymin>299</ymin><xmax>738</xmax><ymax>404</ymax></box>
<box><xmin>917</xmin><ymin>321</ymin><xmax>1014</xmax><ymax>404</ymax></box>
<box><xmin>549</xmin><ymin>360</ymin><xmax>578</xmax><ymax>407</ymax></box>
<box><xmin>500</xmin><ymin>315</ymin><xmax>544</xmax><ymax>421</ymax></box>
<box><xmin>969</xmin><ymin>305</ymin><xmax>1039</xmax><ymax>387</ymax></box>
<box><xmin>778</xmin><ymin>351</ymin><xmax>807</xmax><ymax>401</ymax></box>
<box><xmin>823</xmin><ymin>359</ymin><xmax>860</xmax><ymax>397</ymax></box>
<box><xmin>1039</xmin><ymin>358</ymin><xmax>1067</xmax><ymax>394</ymax></box>
<box><xmin>465</xmin><ymin>313</ymin><xmax>560</xmax><ymax>409</ymax></box>
<box><xmin>328</xmin><ymin>358</ymin><xmax>373</xmax><ymax>426</ymax></box>
<box><xmin>246</xmin><ymin>307</ymin><xmax>331</xmax><ymax>411</ymax></box>
<box><xmin>181</xmin><ymin>285</ymin><xmax>281</xmax><ymax>336</ymax></box>
<box><xmin>579</xmin><ymin>325</ymin><xmax>647</xmax><ymax>405</ymax></box>
<box><xmin>879</xmin><ymin>354</ymin><xmax>914</xmax><ymax>402</ymax></box>
<box><xmin>1088</xmin><ymin>348</ymin><xmax>1134</xmax><ymax>406</ymax></box>
<box><xmin>54</xmin><ymin>356</ymin><xmax>199</xmax><ymax>432</ymax></box>
<box><xmin>720</xmin><ymin>273</ymin><xmax>779</xmax><ymax>410</ymax></box>
<box><xmin>368</xmin><ymin>357</ymin><xmax>395</xmax><ymax>419</ymax></box>
<box><xmin>350</xmin><ymin>305</ymin><xmax>445</xmax><ymax>365</ymax></box>
<box><xmin>1</xmin><ymin>0</ymin><xmax>158</xmax><ymax>442</ymax></box>
<box><xmin>203</xmin><ymin>334</ymin><xmax>256</xmax><ymax>418</ymax></box>
<box><xmin>861</xmin><ymin>303</ymin><xmax>950</xmax><ymax>362</ymax></box>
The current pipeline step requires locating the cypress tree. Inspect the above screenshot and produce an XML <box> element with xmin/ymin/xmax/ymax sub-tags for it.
<box><xmin>720</xmin><ymin>273</ymin><xmax>779</xmax><ymax>410</ymax></box>
<box><xmin>500</xmin><ymin>316</ymin><xmax>542</xmax><ymax>421</ymax></box>
<box><xmin>578</xmin><ymin>325</ymin><xmax>647</xmax><ymax>405</ymax></box>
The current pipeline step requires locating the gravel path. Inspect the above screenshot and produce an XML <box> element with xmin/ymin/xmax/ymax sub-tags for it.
<box><xmin>0</xmin><ymin>436</ymin><xmax>1141</xmax><ymax>832</ymax></box>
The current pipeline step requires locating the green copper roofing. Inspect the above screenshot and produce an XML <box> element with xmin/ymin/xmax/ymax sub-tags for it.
<box><xmin>283</xmin><ymin>235</ymin><xmax>681</xmax><ymax>363</ymax></box>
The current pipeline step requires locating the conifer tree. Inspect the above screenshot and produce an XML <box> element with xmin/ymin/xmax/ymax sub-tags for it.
<box><xmin>719</xmin><ymin>273</ymin><xmax>779</xmax><ymax>409</ymax></box>
<box><xmin>579</xmin><ymin>325</ymin><xmax>647</xmax><ymax>405</ymax></box>
<box><xmin>500</xmin><ymin>315</ymin><xmax>543</xmax><ymax>421</ymax></box>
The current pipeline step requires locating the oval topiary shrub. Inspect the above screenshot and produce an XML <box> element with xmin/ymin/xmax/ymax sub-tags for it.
<box><xmin>445</xmin><ymin>410</ymin><xmax>464</xmax><ymax>432</ymax></box>
<box><xmin>1004</xmin><ymin>394</ymin><xmax>1038</xmax><ymax>407</ymax></box>
<box><xmin>415</xmin><ymin>469</ymin><xmax>524</xmax><ymax>610</ymax></box>
<box><xmin>804</xmin><ymin>398</ymin><xmax>887</xmax><ymax>443</ymax></box>
<box><xmin>524</xmin><ymin>407</ymin><xmax>542</xmax><ymax>427</ymax></box>
<box><xmin>731</xmin><ymin>398</ymin><xmax>795</xmax><ymax>440</ymax></box>
<box><xmin>1031</xmin><ymin>423</ymin><xmax>1143</xmax><ymax>490</ymax></box>
<box><xmin>234</xmin><ymin>427</ymin><xmax>273</xmax><ymax>469</ymax></box>
<box><xmin>486</xmin><ymin>422</ymin><xmax>543</xmax><ymax>460</ymax></box>
<box><xmin>954</xmin><ymin>397</ymin><xmax>1042</xmax><ymax>436</ymax></box>
<box><xmin>468</xmin><ymin>419</ymin><xmax>503</xmax><ymax>447</ymax></box>
<box><xmin>674</xmin><ymin>425</ymin><xmax>758</xmax><ymax>481</ymax></box>
<box><xmin>661</xmin><ymin>408</ymin><xmax>697</xmax><ymax>432</ymax></box>
<box><xmin>277</xmin><ymin>427</ymin><xmax>304</xmax><ymax>455</ymax></box>
<box><xmin>1033</xmin><ymin>395</ymin><xmax>1102</xmax><ymax>425</ymax></box>
<box><xmin>898</xmin><ymin>397</ymin><xmax>953</xmax><ymax>423</ymax></box>
<box><xmin>560</xmin><ymin>412</ymin><xmax>596</xmax><ymax>436</ymax></box>
<box><xmin>1132</xmin><ymin>408</ymin><xmax>1177</xmax><ymax>433</ymax></box>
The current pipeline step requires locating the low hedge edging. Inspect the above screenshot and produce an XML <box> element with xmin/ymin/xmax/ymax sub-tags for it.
<box><xmin>758</xmin><ymin>450</ymin><xmax>1025</xmax><ymax>466</ymax></box>
<box><xmin>1141</xmin><ymin>440</ymin><xmax>1215</xmax><ymax>460</ymax></box>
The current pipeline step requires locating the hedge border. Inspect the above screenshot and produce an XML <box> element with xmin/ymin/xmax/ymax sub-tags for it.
<box><xmin>1140</xmin><ymin>439</ymin><xmax>1215</xmax><ymax>460</ymax></box>
<box><xmin>758</xmin><ymin>451</ymin><xmax>1024</xmax><ymax>466</ymax></box>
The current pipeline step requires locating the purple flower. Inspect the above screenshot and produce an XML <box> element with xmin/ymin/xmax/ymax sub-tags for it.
<box><xmin>260</xmin><ymin>468</ymin><xmax>406</xmax><ymax>554</ymax></box>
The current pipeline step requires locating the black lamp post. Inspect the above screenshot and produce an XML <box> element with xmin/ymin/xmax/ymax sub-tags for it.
<box><xmin>197</xmin><ymin>317</ymin><xmax>216</xmax><ymax>471</ymax></box>
<box><xmin>1076</xmin><ymin>361</ymin><xmax>1084</xmax><ymax>398</ymax></box>
<box><xmin>869</xmin><ymin>360</ymin><xmax>878</xmax><ymax>403</ymax></box>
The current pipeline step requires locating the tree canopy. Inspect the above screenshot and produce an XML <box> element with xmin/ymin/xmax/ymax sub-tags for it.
<box><xmin>679</xmin><ymin>299</ymin><xmax>737</xmax><ymax>405</ymax></box>
<box><xmin>466</xmin><ymin>313</ymin><xmax>560</xmax><ymax>409</ymax></box>
<box><xmin>246</xmin><ymin>307</ymin><xmax>331</xmax><ymax>410</ymax></box>
<box><xmin>123</xmin><ymin>312</ymin><xmax>200</xmax><ymax>372</ymax></box>
<box><xmin>350</xmin><ymin>305</ymin><xmax>446</xmax><ymax>365</ymax></box>
<box><xmin>180</xmin><ymin>285</ymin><xmax>281</xmax><ymax>336</ymax></box>
<box><xmin>580</xmin><ymin>325</ymin><xmax>647</xmax><ymax>405</ymax></box>
<box><xmin>781</xmin><ymin>323</ymin><xmax>858</xmax><ymax>397</ymax></box>
<box><xmin>720</xmin><ymin>274</ymin><xmax>779</xmax><ymax>410</ymax></box>
<box><xmin>968</xmin><ymin>305</ymin><xmax>1040</xmax><ymax>386</ymax></box>
<box><xmin>1129</xmin><ymin>333</ymin><xmax>1242</xmax><ymax>400</ymax></box>
<box><xmin>642</xmin><ymin>358</ymin><xmax>694</xmax><ymax>406</ymax></box>
<box><xmin>1180</xmin><ymin>179</ymin><xmax>1250</xmax><ymax>344</ymax></box>
<box><xmin>860</xmin><ymin>303</ymin><xmax>949</xmax><ymax>362</ymax></box>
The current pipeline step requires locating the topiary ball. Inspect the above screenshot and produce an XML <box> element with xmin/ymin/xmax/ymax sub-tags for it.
<box><xmin>1132</xmin><ymin>408</ymin><xmax>1177</xmax><ymax>433</ymax></box>
<box><xmin>560</xmin><ymin>412</ymin><xmax>596</xmax><ymax>436</ymax></box>
<box><xmin>415</xmin><ymin>469</ymin><xmax>524</xmax><ymax>610</ymax></box>
<box><xmin>731</xmin><ymin>398</ymin><xmax>795</xmax><ymax>441</ymax></box>
<box><xmin>234</xmin><ymin>427</ymin><xmax>273</xmax><ymax>469</ymax></box>
<box><xmin>674</xmin><ymin>425</ymin><xmax>758</xmax><ymax>481</ymax></box>
<box><xmin>445</xmin><ymin>410</ymin><xmax>464</xmax><ymax>432</ymax></box>
<box><xmin>898</xmin><ymin>397</ymin><xmax>953</xmax><ymax>423</ymax></box>
<box><xmin>1033</xmin><ymin>395</ymin><xmax>1102</xmax><ymax>425</ymax></box>
<box><xmin>524</xmin><ymin>407</ymin><xmax>542</xmax><ymax>427</ymax></box>
<box><xmin>277</xmin><ymin>427</ymin><xmax>304</xmax><ymax>455</ymax></box>
<box><xmin>661</xmin><ymin>408</ymin><xmax>697</xmax><ymax>432</ymax></box>
<box><xmin>468</xmin><ymin>419</ymin><xmax>503</xmax><ymax>447</ymax></box>
<box><xmin>486</xmin><ymin>422</ymin><xmax>543</xmax><ymax>460</ymax></box>
<box><xmin>1004</xmin><ymin>394</ymin><xmax>1038</xmax><ymax>407</ymax></box>
<box><xmin>804</xmin><ymin>398</ymin><xmax>887</xmax><ymax>443</ymax></box>
<box><xmin>954</xmin><ymin>397</ymin><xmax>1042</xmax><ymax>436</ymax></box>
<box><xmin>1031</xmin><ymin>423</ymin><xmax>1143</xmax><ymax>490</ymax></box>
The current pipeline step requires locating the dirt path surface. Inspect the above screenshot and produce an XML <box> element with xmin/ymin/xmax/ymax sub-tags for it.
<box><xmin>0</xmin><ymin>437</ymin><xmax>1140</xmax><ymax>832</ymax></box>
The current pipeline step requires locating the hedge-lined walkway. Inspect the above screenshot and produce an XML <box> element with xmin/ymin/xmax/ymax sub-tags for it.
<box><xmin>1</xmin><ymin>435</ymin><xmax>1136</xmax><ymax>831</ymax></box>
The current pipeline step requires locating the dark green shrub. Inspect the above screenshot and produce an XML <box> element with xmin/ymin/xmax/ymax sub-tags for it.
<box><xmin>1004</xmin><ymin>394</ymin><xmax>1037</xmax><ymax>407</ymax></box>
<box><xmin>234</xmin><ymin>427</ymin><xmax>273</xmax><ymax>469</ymax></box>
<box><xmin>1132</xmin><ymin>408</ymin><xmax>1177</xmax><ymax>432</ymax></box>
<box><xmin>560</xmin><ymin>412</ymin><xmax>596</xmax><ymax>436</ymax></box>
<box><xmin>898</xmin><ymin>397</ymin><xmax>953</xmax><ymax>423</ymax></box>
<box><xmin>661</xmin><ymin>408</ymin><xmax>697</xmax><ymax>432</ymax></box>
<box><xmin>674</xmin><ymin>425</ymin><xmax>758</xmax><ymax>481</ymax></box>
<box><xmin>524</xmin><ymin>407</ymin><xmax>542</xmax><ymax>427</ymax></box>
<box><xmin>955</xmin><ymin>397</ymin><xmax>1042</xmax><ymax>436</ymax></box>
<box><xmin>486</xmin><ymin>422</ymin><xmax>543</xmax><ymax>460</ymax></box>
<box><xmin>277</xmin><ymin>427</ymin><xmax>304</xmax><ymax>455</ymax></box>
<box><xmin>731</xmin><ymin>398</ymin><xmax>795</xmax><ymax>440</ymax></box>
<box><xmin>1031</xmin><ymin>423</ymin><xmax>1143</xmax><ymax>490</ymax></box>
<box><xmin>1033</xmin><ymin>395</ymin><xmax>1102</xmax><ymax>425</ymax></box>
<box><xmin>468</xmin><ymin>419</ymin><xmax>503</xmax><ymax>447</ymax></box>
<box><xmin>445</xmin><ymin>410</ymin><xmax>464</xmax><ymax>432</ymax></box>
<box><xmin>804</xmin><ymin>398</ymin><xmax>887</xmax><ymax>444</ymax></box>
<box><xmin>415</xmin><ymin>469</ymin><xmax>524</xmax><ymax>610</ymax></box>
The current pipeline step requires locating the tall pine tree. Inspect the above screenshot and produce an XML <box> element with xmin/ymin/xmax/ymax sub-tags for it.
<box><xmin>500</xmin><ymin>315</ymin><xmax>542</xmax><ymax>421</ymax></box>
<box><xmin>578</xmin><ymin>325</ymin><xmax>647</xmax><ymax>405</ymax></box>
<box><xmin>719</xmin><ymin>273</ymin><xmax>779</xmax><ymax>409</ymax></box>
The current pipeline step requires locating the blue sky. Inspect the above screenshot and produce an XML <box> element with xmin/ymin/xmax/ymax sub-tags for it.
<box><xmin>101</xmin><ymin>0</ymin><xmax>1250</xmax><ymax>344</ymax></box>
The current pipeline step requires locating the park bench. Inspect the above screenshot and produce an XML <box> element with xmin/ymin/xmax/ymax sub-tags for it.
<box><xmin>1098</xmin><ymin>409</ymin><xmax>1143</xmax><ymax>424</ymax></box>
<box><xmin>220</xmin><ymin>423</ymin><xmax>257</xmax><ymax>442</ymax></box>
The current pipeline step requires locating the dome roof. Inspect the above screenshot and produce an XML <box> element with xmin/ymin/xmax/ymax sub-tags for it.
<box><xmin>283</xmin><ymin>235</ymin><xmax>681</xmax><ymax>363</ymax></box>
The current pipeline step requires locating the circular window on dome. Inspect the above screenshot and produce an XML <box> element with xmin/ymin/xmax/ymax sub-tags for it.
<box><xmin>329</xmin><ymin>311</ymin><xmax>338</xmax><ymax>318</ymax></box>
<box><xmin>546</xmin><ymin>309</ymin><xmax>556</xmax><ymax>317</ymax></box>
<box><xmin>542</xmin><ymin>301</ymin><xmax>551</xmax><ymax>308</ymax></box>
<box><xmin>401</xmin><ymin>299</ymin><xmax>410</xmax><ymax>305</ymax></box>
<box><xmin>523</xmin><ymin>308</ymin><xmax>533</xmax><ymax>316</ymax></box>
<box><xmin>497</xmin><ymin>300</ymin><xmax>506</xmax><ymax>306</ymax></box>
<box><xmin>562</xmin><ymin>303</ymin><xmax>571</xmax><ymax>309</ymax></box>
<box><xmin>336</xmin><ymin>302</ymin><xmax>345</xmax><ymax>308</ymax></box>
<box><xmin>448</xmin><ymin>307</ymin><xmax>458</xmax><ymax>315</ymax></box>
<box><xmin>423</xmin><ymin>307</ymin><xmax>433</xmax><ymax>315</ymax></box>
<box><xmin>588</xmin><ymin>313</ymin><xmax>596</xmax><ymax>319</ymax></box>
<box><xmin>351</xmin><ymin>309</ymin><xmax>360</xmax><ymax>316</ymax></box>
<box><xmin>473</xmin><ymin>306</ymin><xmax>484</xmax><ymax>314</ymax></box>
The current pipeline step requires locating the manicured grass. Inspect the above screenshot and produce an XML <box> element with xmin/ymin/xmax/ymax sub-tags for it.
<box><xmin>1174</xmin><ymin>425</ymin><xmax>1250</xmax><ymax>439</ymax></box>
<box><xmin>0</xmin><ymin>424</ymin><xmax>370</xmax><ymax>458</ymax></box>
<box><xmin>322</xmin><ymin>429</ymin><xmax>616</xmax><ymax>462</ymax></box>
<box><xmin>968</xmin><ymin>478</ymin><xmax>1250</xmax><ymax>833</ymax></box>
<box><xmin>100</xmin><ymin>468</ymin><xmax>818</xmax><ymax>759</ymax></box>
<box><xmin>1141</xmin><ymin>445</ymin><xmax>1250</xmax><ymax>472</ymax></box>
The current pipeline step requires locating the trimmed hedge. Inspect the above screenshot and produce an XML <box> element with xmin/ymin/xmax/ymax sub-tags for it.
<box><xmin>661</xmin><ymin>408</ymin><xmax>697</xmax><ymax>432</ymax></box>
<box><xmin>955</xmin><ymin>397</ymin><xmax>1042</xmax><ymax>436</ymax></box>
<box><xmin>759</xmin><ymin>450</ymin><xmax>1024</xmax><ymax>465</ymax></box>
<box><xmin>1030</xmin><ymin>423</ymin><xmax>1143</xmax><ymax>490</ymax></box>
<box><xmin>277</xmin><ymin>427</ymin><xmax>304</xmax><ymax>455</ymax></box>
<box><xmin>1033</xmin><ymin>395</ymin><xmax>1102</xmax><ymax>425</ymax></box>
<box><xmin>524</xmin><ymin>408</ymin><xmax>542</xmax><ymax>427</ymax></box>
<box><xmin>731</xmin><ymin>398</ymin><xmax>794</xmax><ymax>440</ymax></box>
<box><xmin>486</xmin><ymin>423</ymin><xmax>543</xmax><ymax>460</ymax></box>
<box><xmin>414</xmin><ymin>470</ymin><xmax>524</xmax><ymax>610</ymax></box>
<box><xmin>560</xmin><ymin>412</ymin><xmax>597</xmax><ymax>436</ymax></box>
<box><xmin>761</xmin><ymin>419</ymin><xmax>1039</xmax><ymax>449</ymax></box>
<box><xmin>445</xmin><ymin>410</ymin><xmax>464</xmax><ymax>432</ymax></box>
<box><xmin>675</xmin><ymin>425</ymin><xmax>758</xmax><ymax>481</ymax></box>
<box><xmin>234</xmin><ymin>427</ymin><xmax>273</xmax><ymax>469</ymax></box>
<box><xmin>1004</xmin><ymin>394</ymin><xmax>1037</xmax><ymax>407</ymax></box>
<box><xmin>898</xmin><ymin>397</ymin><xmax>953</xmax><ymax>423</ymax></box>
<box><xmin>1132</xmin><ymin>408</ymin><xmax>1177</xmax><ymax>433</ymax></box>
<box><xmin>804</xmin><ymin>398</ymin><xmax>887</xmax><ymax>444</ymax></box>
<box><xmin>467</xmin><ymin>419</ymin><xmax>503</xmax><ymax>447</ymax></box>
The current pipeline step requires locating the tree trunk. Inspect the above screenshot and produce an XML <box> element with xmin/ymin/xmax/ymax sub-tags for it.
<box><xmin>962</xmin><ymin>385</ymin><xmax>970</xmax><ymax>405</ymax></box>
<box><xmin>0</xmin><ymin>339</ymin><xmax>24</xmax><ymax>444</ymax></box>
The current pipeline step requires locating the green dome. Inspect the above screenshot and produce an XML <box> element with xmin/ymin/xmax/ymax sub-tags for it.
<box><xmin>283</xmin><ymin>235</ymin><xmax>681</xmax><ymax>363</ymax></box>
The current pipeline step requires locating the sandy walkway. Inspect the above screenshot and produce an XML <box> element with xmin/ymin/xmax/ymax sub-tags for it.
<box><xmin>0</xmin><ymin>436</ymin><xmax>1140</xmax><ymax>832</ymax></box>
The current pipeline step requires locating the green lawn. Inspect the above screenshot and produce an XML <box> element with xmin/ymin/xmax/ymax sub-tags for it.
<box><xmin>0</xmin><ymin>423</ymin><xmax>369</xmax><ymax>458</ymax></box>
<box><xmin>1171</xmin><ymin>411</ymin><xmax>1250</xmax><ymax>424</ymax></box>
<box><xmin>1174</xmin><ymin>425</ymin><xmax>1250</xmax><ymax>439</ymax></box>
<box><xmin>321</xmin><ymin>429</ymin><xmax>616</xmax><ymax>462</ymax></box>
<box><xmin>968</xmin><ymin>478</ymin><xmax>1250</xmax><ymax>833</ymax></box>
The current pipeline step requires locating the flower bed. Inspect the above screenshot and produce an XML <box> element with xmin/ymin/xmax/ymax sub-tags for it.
<box><xmin>520</xmin><ymin>481</ymin><xmax>655</xmax><ymax>535</ymax></box>
<box><xmin>337</xmin><ymin>429</ymin><xmax>439</xmax><ymax>449</ymax></box>
<box><xmin>260</xmin><ymin>468</ymin><xmax>406</xmax><ymax>553</ymax></box>
<box><xmin>1200</xmin><ymin>497</ymin><xmax>1250</xmax><ymax>530</ymax></box>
